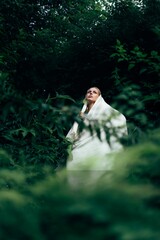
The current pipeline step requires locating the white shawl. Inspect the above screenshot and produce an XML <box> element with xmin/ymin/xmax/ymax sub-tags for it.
<box><xmin>66</xmin><ymin>95</ymin><xmax>127</xmax><ymax>171</ymax></box>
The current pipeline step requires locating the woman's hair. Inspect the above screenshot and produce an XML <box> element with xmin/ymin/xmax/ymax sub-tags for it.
<box><xmin>87</xmin><ymin>87</ymin><xmax>101</xmax><ymax>95</ymax></box>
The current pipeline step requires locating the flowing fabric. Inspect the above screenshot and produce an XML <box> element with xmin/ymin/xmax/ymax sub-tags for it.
<box><xmin>66</xmin><ymin>95</ymin><xmax>127</xmax><ymax>171</ymax></box>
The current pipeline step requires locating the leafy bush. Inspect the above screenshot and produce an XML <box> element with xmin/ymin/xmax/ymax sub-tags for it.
<box><xmin>110</xmin><ymin>40</ymin><xmax>160</xmax><ymax>145</ymax></box>
<box><xmin>0</xmin><ymin>72</ymin><xmax>76</xmax><ymax>169</ymax></box>
<box><xmin>0</xmin><ymin>128</ymin><xmax>160</xmax><ymax>240</ymax></box>
<box><xmin>110</xmin><ymin>40</ymin><xmax>160</xmax><ymax>131</ymax></box>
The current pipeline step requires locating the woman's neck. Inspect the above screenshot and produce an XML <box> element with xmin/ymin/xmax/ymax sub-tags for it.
<box><xmin>86</xmin><ymin>102</ymin><xmax>94</xmax><ymax>113</ymax></box>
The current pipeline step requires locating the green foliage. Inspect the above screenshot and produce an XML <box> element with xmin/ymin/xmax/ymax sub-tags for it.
<box><xmin>111</xmin><ymin>84</ymin><xmax>148</xmax><ymax>145</ymax></box>
<box><xmin>0</xmin><ymin>129</ymin><xmax>160</xmax><ymax>239</ymax></box>
<box><xmin>110</xmin><ymin>40</ymin><xmax>160</xmax><ymax>134</ymax></box>
<box><xmin>0</xmin><ymin>1</ymin><xmax>160</xmax><ymax>238</ymax></box>
<box><xmin>0</xmin><ymin>191</ymin><xmax>42</xmax><ymax>240</ymax></box>
<box><xmin>0</xmin><ymin>149</ymin><xmax>13</xmax><ymax>168</ymax></box>
<box><xmin>0</xmin><ymin>72</ymin><xmax>77</xmax><ymax>169</ymax></box>
<box><xmin>112</xmin><ymin>128</ymin><xmax>160</xmax><ymax>186</ymax></box>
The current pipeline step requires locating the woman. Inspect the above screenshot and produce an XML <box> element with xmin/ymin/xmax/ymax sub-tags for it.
<box><xmin>66</xmin><ymin>87</ymin><xmax>128</xmax><ymax>171</ymax></box>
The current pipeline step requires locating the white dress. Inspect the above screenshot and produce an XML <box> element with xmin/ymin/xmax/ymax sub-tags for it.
<box><xmin>66</xmin><ymin>95</ymin><xmax>127</xmax><ymax>171</ymax></box>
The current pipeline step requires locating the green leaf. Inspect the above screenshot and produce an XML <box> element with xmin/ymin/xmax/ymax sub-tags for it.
<box><xmin>54</xmin><ymin>93</ymin><xmax>76</xmax><ymax>103</ymax></box>
<box><xmin>128</xmin><ymin>63</ymin><xmax>135</xmax><ymax>71</ymax></box>
<box><xmin>139</xmin><ymin>68</ymin><xmax>147</xmax><ymax>74</ymax></box>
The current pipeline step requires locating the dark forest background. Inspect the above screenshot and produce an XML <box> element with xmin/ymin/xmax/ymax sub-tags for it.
<box><xmin>0</xmin><ymin>0</ymin><xmax>160</xmax><ymax>239</ymax></box>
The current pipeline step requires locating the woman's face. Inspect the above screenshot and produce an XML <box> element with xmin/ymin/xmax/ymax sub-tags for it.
<box><xmin>85</xmin><ymin>87</ymin><xmax>100</xmax><ymax>103</ymax></box>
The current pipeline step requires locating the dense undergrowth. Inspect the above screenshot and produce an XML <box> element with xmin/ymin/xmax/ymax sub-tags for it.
<box><xmin>0</xmin><ymin>128</ymin><xmax>160</xmax><ymax>240</ymax></box>
<box><xmin>0</xmin><ymin>71</ymin><xmax>160</xmax><ymax>239</ymax></box>
<box><xmin>0</xmin><ymin>0</ymin><xmax>160</xmax><ymax>238</ymax></box>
